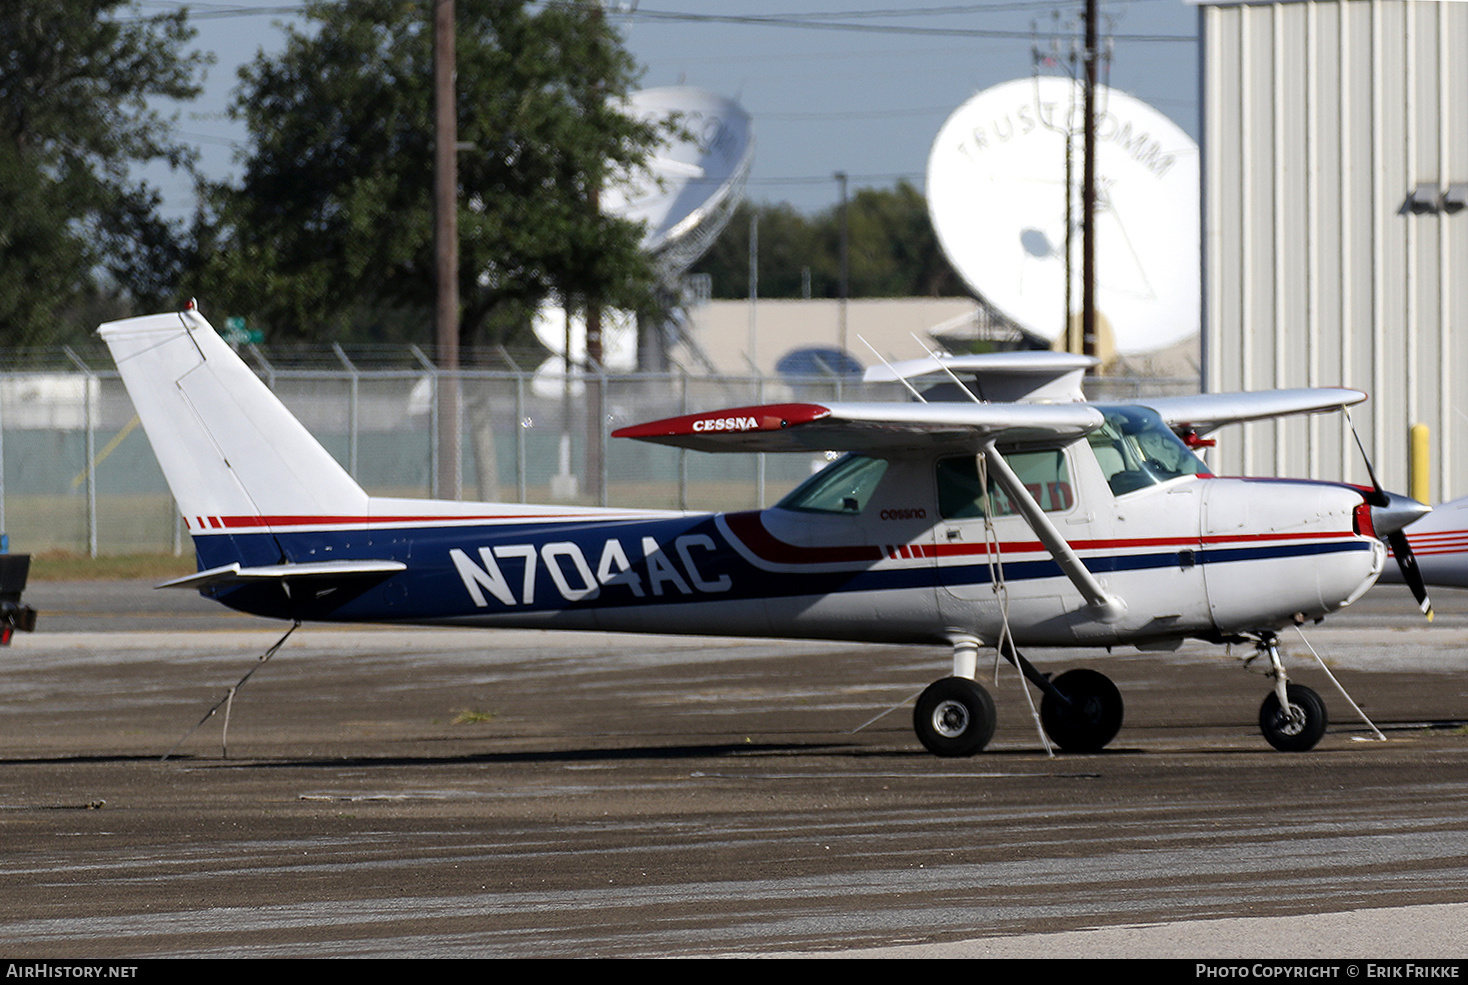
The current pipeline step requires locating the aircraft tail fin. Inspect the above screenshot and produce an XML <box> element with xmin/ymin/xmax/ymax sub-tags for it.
<box><xmin>98</xmin><ymin>306</ymin><xmax>371</xmax><ymax>542</ymax></box>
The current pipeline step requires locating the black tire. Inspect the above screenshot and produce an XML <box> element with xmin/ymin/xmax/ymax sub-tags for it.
<box><xmin>1039</xmin><ymin>668</ymin><xmax>1124</xmax><ymax>753</ymax></box>
<box><xmin>1259</xmin><ymin>684</ymin><xmax>1328</xmax><ymax>752</ymax></box>
<box><xmin>914</xmin><ymin>677</ymin><xmax>996</xmax><ymax>757</ymax></box>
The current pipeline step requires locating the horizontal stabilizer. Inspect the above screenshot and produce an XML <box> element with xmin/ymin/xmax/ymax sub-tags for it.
<box><xmin>158</xmin><ymin>559</ymin><xmax>407</xmax><ymax>591</ymax></box>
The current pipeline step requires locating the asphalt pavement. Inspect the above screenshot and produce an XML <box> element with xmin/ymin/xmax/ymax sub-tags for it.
<box><xmin>0</xmin><ymin>579</ymin><xmax>1463</xmax><ymax>958</ymax></box>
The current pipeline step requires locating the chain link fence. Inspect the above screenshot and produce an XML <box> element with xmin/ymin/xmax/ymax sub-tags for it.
<box><xmin>0</xmin><ymin>353</ymin><xmax>1198</xmax><ymax>556</ymax></box>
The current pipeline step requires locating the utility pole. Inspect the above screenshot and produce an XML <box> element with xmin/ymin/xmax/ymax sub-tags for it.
<box><xmin>433</xmin><ymin>0</ymin><xmax>460</xmax><ymax>498</ymax></box>
<box><xmin>1033</xmin><ymin>13</ymin><xmax>1084</xmax><ymax>356</ymax></box>
<box><xmin>835</xmin><ymin>171</ymin><xmax>849</xmax><ymax>355</ymax></box>
<box><xmin>1081</xmin><ymin>0</ymin><xmax>1098</xmax><ymax>364</ymax></box>
<box><xmin>748</xmin><ymin>210</ymin><xmax>758</xmax><ymax>368</ymax></box>
<box><xmin>583</xmin><ymin>1</ymin><xmax>607</xmax><ymax>500</ymax></box>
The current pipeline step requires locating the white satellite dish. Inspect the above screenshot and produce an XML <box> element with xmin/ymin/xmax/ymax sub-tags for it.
<box><xmin>926</xmin><ymin>77</ymin><xmax>1199</xmax><ymax>356</ymax></box>
<box><xmin>602</xmin><ymin>87</ymin><xmax>755</xmax><ymax>278</ymax></box>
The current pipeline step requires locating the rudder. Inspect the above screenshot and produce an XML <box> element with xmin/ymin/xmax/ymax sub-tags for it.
<box><xmin>99</xmin><ymin>306</ymin><xmax>370</xmax><ymax>550</ymax></box>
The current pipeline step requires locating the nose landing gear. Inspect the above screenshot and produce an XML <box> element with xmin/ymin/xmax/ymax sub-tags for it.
<box><xmin>1250</xmin><ymin>633</ymin><xmax>1328</xmax><ymax>752</ymax></box>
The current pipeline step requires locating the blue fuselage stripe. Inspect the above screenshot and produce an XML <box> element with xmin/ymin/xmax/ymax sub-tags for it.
<box><xmin>191</xmin><ymin>516</ymin><xmax>1372</xmax><ymax>623</ymax></box>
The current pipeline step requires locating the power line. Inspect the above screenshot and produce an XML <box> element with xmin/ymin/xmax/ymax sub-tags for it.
<box><xmin>128</xmin><ymin>2</ymin><xmax>305</xmax><ymax>19</ymax></box>
<box><xmin>745</xmin><ymin>171</ymin><xmax>923</xmax><ymax>186</ymax></box>
<box><xmin>127</xmin><ymin>2</ymin><xmax>1195</xmax><ymax>43</ymax></box>
<box><xmin>761</xmin><ymin>105</ymin><xmax>956</xmax><ymax>121</ymax></box>
<box><xmin>615</xmin><ymin>5</ymin><xmax>1193</xmax><ymax>43</ymax></box>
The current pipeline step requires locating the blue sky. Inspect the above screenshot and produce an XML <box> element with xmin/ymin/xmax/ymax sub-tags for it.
<box><xmin>141</xmin><ymin>0</ymin><xmax>1200</xmax><ymax>218</ymax></box>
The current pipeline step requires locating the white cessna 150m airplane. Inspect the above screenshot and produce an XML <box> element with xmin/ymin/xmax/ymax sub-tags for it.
<box><xmin>99</xmin><ymin>305</ymin><xmax>1432</xmax><ymax>755</ymax></box>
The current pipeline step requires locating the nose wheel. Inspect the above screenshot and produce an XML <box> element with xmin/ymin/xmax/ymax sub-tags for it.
<box><xmin>1249</xmin><ymin>633</ymin><xmax>1329</xmax><ymax>751</ymax></box>
<box><xmin>1259</xmin><ymin>683</ymin><xmax>1328</xmax><ymax>751</ymax></box>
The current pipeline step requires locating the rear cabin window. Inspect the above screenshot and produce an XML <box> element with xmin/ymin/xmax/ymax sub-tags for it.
<box><xmin>937</xmin><ymin>450</ymin><xmax>1073</xmax><ymax>519</ymax></box>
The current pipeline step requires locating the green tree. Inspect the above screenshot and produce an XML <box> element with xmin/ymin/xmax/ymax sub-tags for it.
<box><xmin>691</xmin><ymin>181</ymin><xmax>966</xmax><ymax>301</ymax></box>
<box><xmin>0</xmin><ymin>0</ymin><xmax>206</xmax><ymax>344</ymax></box>
<box><xmin>203</xmin><ymin>0</ymin><xmax>664</xmax><ymax>352</ymax></box>
<box><xmin>693</xmin><ymin>201</ymin><xmax>823</xmax><ymax>300</ymax></box>
<box><xmin>847</xmin><ymin>181</ymin><xmax>967</xmax><ymax>297</ymax></box>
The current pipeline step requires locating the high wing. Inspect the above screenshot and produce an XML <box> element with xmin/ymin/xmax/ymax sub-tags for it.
<box><xmin>1136</xmin><ymin>388</ymin><xmax>1368</xmax><ymax>438</ymax></box>
<box><xmin>611</xmin><ymin>401</ymin><xmax>1106</xmax><ymax>453</ymax></box>
<box><xmin>612</xmin><ymin>389</ymin><xmax>1365</xmax><ymax>453</ymax></box>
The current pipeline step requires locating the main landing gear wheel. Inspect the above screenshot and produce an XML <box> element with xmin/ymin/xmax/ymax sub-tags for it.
<box><xmin>1259</xmin><ymin>683</ymin><xmax>1328</xmax><ymax>752</ymax></box>
<box><xmin>1039</xmin><ymin>668</ymin><xmax>1124</xmax><ymax>753</ymax></box>
<box><xmin>914</xmin><ymin>677</ymin><xmax>996</xmax><ymax>757</ymax></box>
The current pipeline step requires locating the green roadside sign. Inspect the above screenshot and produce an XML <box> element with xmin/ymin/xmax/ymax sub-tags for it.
<box><xmin>223</xmin><ymin>316</ymin><xmax>263</xmax><ymax>345</ymax></box>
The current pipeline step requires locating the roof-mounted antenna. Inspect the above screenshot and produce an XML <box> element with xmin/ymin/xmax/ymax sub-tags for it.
<box><xmin>857</xmin><ymin>335</ymin><xmax>927</xmax><ymax>403</ymax></box>
<box><xmin>909</xmin><ymin>334</ymin><xmax>984</xmax><ymax>405</ymax></box>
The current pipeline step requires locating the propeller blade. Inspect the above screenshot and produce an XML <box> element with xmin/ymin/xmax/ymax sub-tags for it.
<box><xmin>1347</xmin><ymin>416</ymin><xmax>1390</xmax><ymax>507</ymax></box>
<box><xmin>1370</xmin><ymin>493</ymin><xmax>1432</xmax><ymax>621</ymax></box>
<box><xmin>1387</xmin><ymin>529</ymin><xmax>1434</xmax><ymax>622</ymax></box>
<box><xmin>1348</xmin><ymin>412</ymin><xmax>1433</xmax><ymax>621</ymax></box>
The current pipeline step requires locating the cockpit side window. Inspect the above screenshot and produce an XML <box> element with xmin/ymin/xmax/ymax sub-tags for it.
<box><xmin>937</xmin><ymin>449</ymin><xmax>1072</xmax><ymax>519</ymax></box>
<box><xmin>776</xmin><ymin>454</ymin><xmax>890</xmax><ymax>514</ymax></box>
<box><xmin>1088</xmin><ymin>405</ymin><xmax>1209</xmax><ymax>495</ymax></box>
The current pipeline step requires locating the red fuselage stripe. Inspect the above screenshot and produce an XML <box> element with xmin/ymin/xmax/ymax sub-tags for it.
<box><xmin>194</xmin><ymin>510</ymin><xmax>1362</xmax><ymax>564</ymax></box>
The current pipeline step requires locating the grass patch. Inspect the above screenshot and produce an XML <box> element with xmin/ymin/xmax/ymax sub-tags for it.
<box><xmin>1426</xmin><ymin>723</ymin><xmax>1468</xmax><ymax>737</ymax></box>
<box><xmin>26</xmin><ymin>551</ymin><xmax>196</xmax><ymax>582</ymax></box>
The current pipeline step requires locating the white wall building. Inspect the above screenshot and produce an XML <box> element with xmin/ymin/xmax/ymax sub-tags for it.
<box><xmin>1200</xmin><ymin>0</ymin><xmax>1468</xmax><ymax>499</ymax></box>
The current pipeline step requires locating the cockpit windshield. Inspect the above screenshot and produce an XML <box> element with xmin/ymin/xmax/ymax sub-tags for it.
<box><xmin>776</xmin><ymin>454</ymin><xmax>889</xmax><ymax>515</ymax></box>
<box><xmin>1088</xmin><ymin>405</ymin><xmax>1209</xmax><ymax>495</ymax></box>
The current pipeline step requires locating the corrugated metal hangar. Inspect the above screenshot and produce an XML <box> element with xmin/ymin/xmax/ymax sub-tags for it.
<box><xmin>1200</xmin><ymin>0</ymin><xmax>1468</xmax><ymax>501</ymax></box>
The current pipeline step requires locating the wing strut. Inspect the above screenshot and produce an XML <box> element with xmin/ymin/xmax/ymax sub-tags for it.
<box><xmin>981</xmin><ymin>440</ymin><xmax>1126</xmax><ymax>623</ymax></box>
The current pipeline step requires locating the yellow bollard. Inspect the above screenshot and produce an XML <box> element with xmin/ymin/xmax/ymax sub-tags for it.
<box><xmin>1409</xmin><ymin>423</ymin><xmax>1430</xmax><ymax>505</ymax></box>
